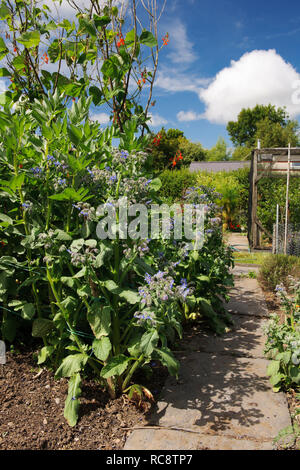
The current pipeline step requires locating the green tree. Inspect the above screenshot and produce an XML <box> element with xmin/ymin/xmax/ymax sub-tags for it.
<box><xmin>227</xmin><ymin>104</ymin><xmax>291</xmax><ymax>147</ymax></box>
<box><xmin>149</xmin><ymin>128</ymin><xmax>207</xmax><ymax>170</ymax></box>
<box><xmin>231</xmin><ymin>146</ymin><xmax>252</xmax><ymax>160</ymax></box>
<box><xmin>149</xmin><ymin>128</ymin><xmax>182</xmax><ymax>170</ymax></box>
<box><xmin>205</xmin><ymin>137</ymin><xmax>231</xmax><ymax>161</ymax></box>
<box><xmin>178</xmin><ymin>137</ymin><xmax>206</xmax><ymax>165</ymax></box>
<box><xmin>254</xmin><ymin>117</ymin><xmax>299</xmax><ymax>148</ymax></box>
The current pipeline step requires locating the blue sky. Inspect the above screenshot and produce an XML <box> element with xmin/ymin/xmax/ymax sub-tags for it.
<box><xmin>147</xmin><ymin>0</ymin><xmax>300</xmax><ymax>148</ymax></box>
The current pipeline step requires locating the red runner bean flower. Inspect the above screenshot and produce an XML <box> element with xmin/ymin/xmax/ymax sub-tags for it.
<box><xmin>162</xmin><ymin>33</ymin><xmax>169</xmax><ymax>46</ymax></box>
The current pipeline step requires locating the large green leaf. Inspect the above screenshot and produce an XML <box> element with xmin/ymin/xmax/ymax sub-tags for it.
<box><xmin>32</xmin><ymin>318</ymin><xmax>54</xmax><ymax>337</ymax></box>
<box><xmin>155</xmin><ymin>347</ymin><xmax>179</xmax><ymax>377</ymax></box>
<box><xmin>100</xmin><ymin>354</ymin><xmax>130</xmax><ymax>378</ymax></box>
<box><xmin>267</xmin><ymin>360</ymin><xmax>280</xmax><ymax>377</ymax></box>
<box><xmin>276</xmin><ymin>351</ymin><xmax>291</xmax><ymax>365</ymax></box>
<box><xmin>290</xmin><ymin>366</ymin><xmax>300</xmax><ymax>385</ymax></box>
<box><xmin>140</xmin><ymin>329</ymin><xmax>159</xmax><ymax>356</ymax></box>
<box><xmin>94</xmin><ymin>14</ymin><xmax>111</xmax><ymax>29</ymax></box>
<box><xmin>95</xmin><ymin>244</ymin><xmax>113</xmax><ymax>268</ymax></box>
<box><xmin>140</xmin><ymin>30</ymin><xmax>157</xmax><ymax>47</ymax></box>
<box><xmin>1</xmin><ymin>316</ymin><xmax>17</xmax><ymax>343</ymax></box>
<box><xmin>89</xmin><ymin>86</ymin><xmax>102</xmax><ymax>106</ymax></box>
<box><xmin>92</xmin><ymin>337</ymin><xmax>112</xmax><ymax>361</ymax></box>
<box><xmin>64</xmin><ymin>373</ymin><xmax>82</xmax><ymax>427</ymax></box>
<box><xmin>103</xmin><ymin>280</ymin><xmax>140</xmax><ymax>304</ymax></box>
<box><xmin>8</xmin><ymin>300</ymin><xmax>35</xmax><ymax>320</ymax></box>
<box><xmin>0</xmin><ymin>68</ymin><xmax>10</xmax><ymax>77</ymax></box>
<box><xmin>269</xmin><ymin>372</ymin><xmax>284</xmax><ymax>386</ymax></box>
<box><xmin>49</xmin><ymin>187</ymin><xmax>90</xmax><ymax>202</ymax></box>
<box><xmin>17</xmin><ymin>31</ymin><xmax>41</xmax><ymax>48</ymax></box>
<box><xmin>0</xmin><ymin>37</ymin><xmax>8</xmax><ymax>55</ymax></box>
<box><xmin>55</xmin><ymin>353</ymin><xmax>88</xmax><ymax>378</ymax></box>
<box><xmin>87</xmin><ymin>304</ymin><xmax>111</xmax><ymax>339</ymax></box>
<box><xmin>37</xmin><ymin>346</ymin><xmax>54</xmax><ymax>365</ymax></box>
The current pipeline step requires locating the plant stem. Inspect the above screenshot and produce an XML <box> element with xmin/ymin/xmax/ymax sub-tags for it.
<box><xmin>122</xmin><ymin>354</ymin><xmax>145</xmax><ymax>391</ymax></box>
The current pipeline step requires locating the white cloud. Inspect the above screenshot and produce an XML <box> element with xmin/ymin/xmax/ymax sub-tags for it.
<box><xmin>156</xmin><ymin>67</ymin><xmax>210</xmax><ymax>93</ymax></box>
<box><xmin>177</xmin><ymin>110</ymin><xmax>202</xmax><ymax>122</ymax></box>
<box><xmin>42</xmin><ymin>0</ymin><xmax>126</xmax><ymax>20</ymax></box>
<box><xmin>148</xmin><ymin>113</ymin><xmax>167</xmax><ymax>127</ymax></box>
<box><xmin>199</xmin><ymin>49</ymin><xmax>300</xmax><ymax>124</ymax></box>
<box><xmin>165</xmin><ymin>19</ymin><xmax>197</xmax><ymax>65</ymax></box>
<box><xmin>90</xmin><ymin>112</ymin><xmax>110</xmax><ymax>125</ymax></box>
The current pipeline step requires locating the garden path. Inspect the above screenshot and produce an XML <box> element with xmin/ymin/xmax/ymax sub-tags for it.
<box><xmin>124</xmin><ymin>259</ymin><xmax>292</xmax><ymax>450</ymax></box>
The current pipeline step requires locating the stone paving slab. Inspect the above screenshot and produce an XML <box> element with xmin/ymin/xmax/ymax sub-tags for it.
<box><xmin>125</xmin><ymin>352</ymin><xmax>291</xmax><ymax>450</ymax></box>
<box><xmin>231</xmin><ymin>264</ymin><xmax>260</xmax><ymax>276</ymax></box>
<box><xmin>226</xmin><ymin>277</ymin><xmax>269</xmax><ymax>317</ymax></box>
<box><xmin>124</xmin><ymin>428</ymin><xmax>273</xmax><ymax>450</ymax></box>
<box><xmin>124</xmin><ymin>274</ymin><xmax>291</xmax><ymax>451</ymax></box>
<box><xmin>179</xmin><ymin>315</ymin><xmax>267</xmax><ymax>359</ymax></box>
<box><xmin>149</xmin><ymin>352</ymin><xmax>290</xmax><ymax>439</ymax></box>
<box><xmin>224</xmin><ymin>233</ymin><xmax>250</xmax><ymax>252</ymax></box>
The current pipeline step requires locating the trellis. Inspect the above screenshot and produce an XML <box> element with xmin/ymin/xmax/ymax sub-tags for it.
<box><xmin>248</xmin><ymin>146</ymin><xmax>300</xmax><ymax>250</ymax></box>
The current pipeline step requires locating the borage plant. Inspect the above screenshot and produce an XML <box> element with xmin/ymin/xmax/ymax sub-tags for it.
<box><xmin>264</xmin><ymin>277</ymin><xmax>300</xmax><ymax>392</ymax></box>
<box><xmin>0</xmin><ymin>92</ymin><xmax>197</xmax><ymax>425</ymax></box>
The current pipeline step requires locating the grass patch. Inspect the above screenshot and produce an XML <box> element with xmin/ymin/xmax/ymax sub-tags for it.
<box><xmin>233</xmin><ymin>251</ymin><xmax>271</xmax><ymax>265</ymax></box>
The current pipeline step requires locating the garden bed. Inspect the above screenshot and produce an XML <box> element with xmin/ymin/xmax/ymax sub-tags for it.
<box><xmin>0</xmin><ymin>346</ymin><xmax>168</xmax><ymax>450</ymax></box>
<box><xmin>259</xmin><ymin>281</ymin><xmax>300</xmax><ymax>450</ymax></box>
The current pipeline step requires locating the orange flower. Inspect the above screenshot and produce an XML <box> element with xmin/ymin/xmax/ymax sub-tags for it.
<box><xmin>41</xmin><ymin>52</ymin><xmax>49</xmax><ymax>64</ymax></box>
<box><xmin>117</xmin><ymin>37</ymin><xmax>125</xmax><ymax>47</ymax></box>
<box><xmin>152</xmin><ymin>133</ymin><xmax>161</xmax><ymax>146</ymax></box>
<box><xmin>170</xmin><ymin>150</ymin><xmax>183</xmax><ymax>167</ymax></box>
<box><xmin>162</xmin><ymin>33</ymin><xmax>169</xmax><ymax>46</ymax></box>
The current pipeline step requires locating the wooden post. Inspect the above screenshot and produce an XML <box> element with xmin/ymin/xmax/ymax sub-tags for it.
<box><xmin>284</xmin><ymin>144</ymin><xmax>291</xmax><ymax>255</ymax></box>
<box><xmin>251</xmin><ymin>149</ymin><xmax>259</xmax><ymax>249</ymax></box>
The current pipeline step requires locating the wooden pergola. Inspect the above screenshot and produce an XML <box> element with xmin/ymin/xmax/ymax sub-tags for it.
<box><xmin>248</xmin><ymin>147</ymin><xmax>300</xmax><ymax>250</ymax></box>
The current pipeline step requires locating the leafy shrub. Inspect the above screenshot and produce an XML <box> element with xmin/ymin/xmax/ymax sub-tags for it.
<box><xmin>159</xmin><ymin>169</ymin><xmax>197</xmax><ymax>201</ymax></box>
<box><xmin>264</xmin><ymin>278</ymin><xmax>300</xmax><ymax>392</ymax></box>
<box><xmin>257</xmin><ymin>177</ymin><xmax>300</xmax><ymax>234</ymax></box>
<box><xmin>258</xmin><ymin>254</ymin><xmax>300</xmax><ymax>292</ymax></box>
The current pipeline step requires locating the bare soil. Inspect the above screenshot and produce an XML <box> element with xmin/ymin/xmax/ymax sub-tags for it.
<box><xmin>0</xmin><ymin>347</ymin><xmax>168</xmax><ymax>450</ymax></box>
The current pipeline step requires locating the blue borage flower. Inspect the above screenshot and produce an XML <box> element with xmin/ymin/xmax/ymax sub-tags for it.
<box><xmin>31</xmin><ymin>167</ymin><xmax>43</xmax><ymax>175</ymax></box>
<box><xmin>120</xmin><ymin>150</ymin><xmax>129</xmax><ymax>159</ymax></box>
<box><xmin>109</xmin><ymin>174</ymin><xmax>117</xmax><ymax>182</ymax></box>
<box><xmin>133</xmin><ymin>311</ymin><xmax>156</xmax><ymax>325</ymax></box>
<box><xmin>87</xmin><ymin>167</ymin><xmax>95</xmax><ymax>177</ymax></box>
